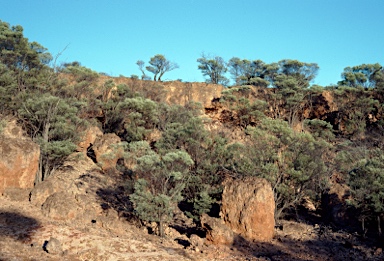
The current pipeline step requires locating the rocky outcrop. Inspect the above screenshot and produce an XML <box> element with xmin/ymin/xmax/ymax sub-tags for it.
<box><xmin>0</xmin><ymin>120</ymin><xmax>40</xmax><ymax>195</ymax></box>
<box><xmin>30</xmin><ymin>155</ymin><xmax>117</xmax><ymax>224</ymax></box>
<box><xmin>201</xmin><ymin>214</ymin><xmax>234</xmax><ymax>245</ymax></box>
<box><xmin>221</xmin><ymin>177</ymin><xmax>275</xmax><ymax>242</ymax></box>
<box><xmin>41</xmin><ymin>191</ymin><xmax>79</xmax><ymax>220</ymax></box>
<box><xmin>30</xmin><ymin>156</ymin><xmax>97</xmax><ymax>207</ymax></box>
<box><xmin>108</xmin><ymin>76</ymin><xmax>224</xmax><ymax>108</ymax></box>
<box><xmin>93</xmin><ymin>133</ymin><xmax>123</xmax><ymax>171</ymax></box>
<box><xmin>77</xmin><ymin>125</ymin><xmax>103</xmax><ymax>154</ymax></box>
<box><xmin>163</xmin><ymin>81</ymin><xmax>223</xmax><ymax>108</ymax></box>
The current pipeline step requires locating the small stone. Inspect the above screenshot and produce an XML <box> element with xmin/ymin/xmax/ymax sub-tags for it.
<box><xmin>190</xmin><ymin>234</ymin><xmax>204</xmax><ymax>247</ymax></box>
<box><xmin>44</xmin><ymin>237</ymin><xmax>63</xmax><ymax>255</ymax></box>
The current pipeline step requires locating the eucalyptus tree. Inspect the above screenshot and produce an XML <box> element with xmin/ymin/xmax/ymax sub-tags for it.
<box><xmin>338</xmin><ymin>63</ymin><xmax>383</xmax><ymax>88</ymax></box>
<box><xmin>228</xmin><ymin>57</ymin><xmax>270</xmax><ymax>86</ymax></box>
<box><xmin>197</xmin><ymin>54</ymin><xmax>228</xmax><ymax>85</ymax></box>
<box><xmin>145</xmin><ymin>54</ymin><xmax>179</xmax><ymax>81</ymax></box>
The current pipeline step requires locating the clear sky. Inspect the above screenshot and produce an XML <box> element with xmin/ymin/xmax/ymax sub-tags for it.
<box><xmin>1</xmin><ymin>0</ymin><xmax>384</xmax><ymax>86</ymax></box>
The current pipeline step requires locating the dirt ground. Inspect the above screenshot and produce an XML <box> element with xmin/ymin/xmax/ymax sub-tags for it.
<box><xmin>0</xmin><ymin>196</ymin><xmax>383</xmax><ymax>261</ymax></box>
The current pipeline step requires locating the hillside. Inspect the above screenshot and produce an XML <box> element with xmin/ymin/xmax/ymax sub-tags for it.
<box><xmin>1</xmin><ymin>19</ymin><xmax>384</xmax><ymax>260</ymax></box>
<box><xmin>1</xmin><ymin>78</ymin><xmax>384</xmax><ymax>260</ymax></box>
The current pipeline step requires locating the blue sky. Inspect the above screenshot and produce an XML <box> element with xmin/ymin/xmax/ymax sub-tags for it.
<box><xmin>1</xmin><ymin>0</ymin><xmax>384</xmax><ymax>86</ymax></box>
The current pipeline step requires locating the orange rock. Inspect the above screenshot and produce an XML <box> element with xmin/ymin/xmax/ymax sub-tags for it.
<box><xmin>93</xmin><ymin>133</ymin><xmax>123</xmax><ymax>171</ymax></box>
<box><xmin>0</xmin><ymin>121</ymin><xmax>40</xmax><ymax>194</ymax></box>
<box><xmin>201</xmin><ymin>214</ymin><xmax>234</xmax><ymax>245</ymax></box>
<box><xmin>221</xmin><ymin>177</ymin><xmax>275</xmax><ymax>242</ymax></box>
<box><xmin>77</xmin><ymin>125</ymin><xmax>103</xmax><ymax>154</ymax></box>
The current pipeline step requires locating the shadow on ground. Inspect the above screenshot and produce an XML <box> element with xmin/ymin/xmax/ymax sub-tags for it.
<box><xmin>0</xmin><ymin>211</ymin><xmax>40</xmax><ymax>242</ymax></box>
<box><xmin>230</xmin><ymin>232</ymin><xmax>383</xmax><ymax>261</ymax></box>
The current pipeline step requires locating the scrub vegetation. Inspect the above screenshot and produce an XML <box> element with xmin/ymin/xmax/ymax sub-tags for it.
<box><xmin>1</xmin><ymin>20</ymin><xmax>384</xmax><ymax>239</ymax></box>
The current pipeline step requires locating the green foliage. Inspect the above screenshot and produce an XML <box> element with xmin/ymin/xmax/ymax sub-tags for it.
<box><xmin>228</xmin><ymin>58</ymin><xmax>271</xmax><ymax>86</ymax></box>
<box><xmin>18</xmin><ymin>94</ymin><xmax>83</xmax><ymax>181</ymax></box>
<box><xmin>144</xmin><ymin>54</ymin><xmax>179</xmax><ymax>81</ymax></box>
<box><xmin>155</xmin><ymin>103</ymin><xmax>229</xmax><ymax>220</ymax></box>
<box><xmin>304</xmin><ymin>119</ymin><xmax>335</xmax><ymax>141</ymax></box>
<box><xmin>333</xmin><ymin>86</ymin><xmax>379</xmax><ymax>137</ymax></box>
<box><xmin>197</xmin><ymin>55</ymin><xmax>228</xmax><ymax>85</ymax></box>
<box><xmin>60</xmin><ymin>64</ymin><xmax>99</xmax><ymax>99</ymax></box>
<box><xmin>119</xmin><ymin>97</ymin><xmax>159</xmax><ymax>142</ymax></box>
<box><xmin>0</xmin><ymin>20</ymin><xmax>52</xmax><ymax>93</ymax></box>
<box><xmin>131</xmin><ymin>178</ymin><xmax>175</xmax><ymax>226</ymax></box>
<box><xmin>186</xmin><ymin>190</ymin><xmax>216</xmax><ymax>222</ymax></box>
<box><xmin>228</xmin><ymin>118</ymin><xmax>330</xmax><ymax>220</ymax></box>
<box><xmin>347</xmin><ymin>149</ymin><xmax>384</xmax><ymax>234</ymax></box>
<box><xmin>129</xmin><ymin>145</ymin><xmax>193</xmax><ymax>237</ymax></box>
<box><xmin>102</xmin><ymin>94</ymin><xmax>158</xmax><ymax>142</ymax></box>
<box><xmin>275</xmin><ymin>59</ymin><xmax>319</xmax><ymax>89</ymax></box>
<box><xmin>338</xmin><ymin>63</ymin><xmax>383</xmax><ymax>88</ymax></box>
<box><xmin>220</xmin><ymin>93</ymin><xmax>268</xmax><ymax>128</ymax></box>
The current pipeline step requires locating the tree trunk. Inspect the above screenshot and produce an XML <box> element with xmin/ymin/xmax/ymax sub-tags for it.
<box><xmin>362</xmin><ymin>217</ymin><xmax>366</xmax><ymax>238</ymax></box>
<box><xmin>35</xmin><ymin>154</ymin><xmax>44</xmax><ymax>185</ymax></box>
<box><xmin>158</xmin><ymin>219</ymin><xmax>164</xmax><ymax>237</ymax></box>
<box><xmin>378</xmin><ymin>215</ymin><xmax>382</xmax><ymax>237</ymax></box>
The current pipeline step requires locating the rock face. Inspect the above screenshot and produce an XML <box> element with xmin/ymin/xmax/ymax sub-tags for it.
<box><xmin>0</xmin><ymin>120</ymin><xmax>40</xmax><ymax>195</ymax></box>
<box><xmin>109</xmin><ymin>76</ymin><xmax>224</xmax><ymax>108</ymax></box>
<box><xmin>221</xmin><ymin>177</ymin><xmax>275</xmax><ymax>242</ymax></box>
<box><xmin>163</xmin><ymin>81</ymin><xmax>223</xmax><ymax>108</ymax></box>
<box><xmin>30</xmin><ymin>156</ymin><xmax>116</xmax><ymax>224</ymax></box>
<box><xmin>77</xmin><ymin>125</ymin><xmax>103</xmax><ymax>154</ymax></box>
<box><xmin>93</xmin><ymin>133</ymin><xmax>123</xmax><ymax>171</ymax></box>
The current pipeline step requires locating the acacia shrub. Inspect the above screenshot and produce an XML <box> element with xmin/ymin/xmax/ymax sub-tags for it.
<box><xmin>127</xmin><ymin>141</ymin><xmax>193</xmax><ymax>237</ymax></box>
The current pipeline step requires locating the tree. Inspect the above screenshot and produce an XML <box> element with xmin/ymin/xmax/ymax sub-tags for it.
<box><xmin>128</xmin><ymin>141</ymin><xmax>193</xmax><ymax>237</ymax></box>
<box><xmin>145</xmin><ymin>54</ymin><xmax>178</xmax><ymax>81</ymax></box>
<box><xmin>348</xmin><ymin>149</ymin><xmax>384</xmax><ymax>236</ymax></box>
<box><xmin>228</xmin><ymin>57</ymin><xmax>270</xmax><ymax>86</ymax></box>
<box><xmin>155</xmin><ymin>103</ymin><xmax>230</xmax><ymax>221</ymax></box>
<box><xmin>274</xmin><ymin>59</ymin><xmax>319</xmax><ymax>89</ymax></box>
<box><xmin>303</xmin><ymin>119</ymin><xmax>335</xmax><ymax>141</ymax></box>
<box><xmin>338</xmin><ymin>63</ymin><xmax>384</xmax><ymax>88</ymax></box>
<box><xmin>333</xmin><ymin>86</ymin><xmax>379</xmax><ymax>137</ymax></box>
<box><xmin>136</xmin><ymin>60</ymin><xmax>150</xmax><ymax>80</ymax></box>
<box><xmin>17</xmin><ymin>94</ymin><xmax>83</xmax><ymax>182</ymax></box>
<box><xmin>0</xmin><ymin>20</ymin><xmax>52</xmax><ymax>92</ymax></box>
<box><xmin>228</xmin><ymin>57</ymin><xmax>244</xmax><ymax>85</ymax></box>
<box><xmin>197</xmin><ymin>54</ymin><xmax>228</xmax><ymax>85</ymax></box>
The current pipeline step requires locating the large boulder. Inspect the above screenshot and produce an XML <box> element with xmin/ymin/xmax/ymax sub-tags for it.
<box><xmin>41</xmin><ymin>191</ymin><xmax>79</xmax><ymax>220</ymax></box>
<box><xmin>221</xmin><ymin>177</ymin><xmax>275</xmax><ymax>242</ymax></box>
<box><xmin>0</xmin><ymin>120</ymin><xmax>40</xmax><ymax>195</ymax></box>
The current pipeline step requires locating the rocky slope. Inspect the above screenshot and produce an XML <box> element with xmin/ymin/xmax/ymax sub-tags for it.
<box><xmin>1</xmin><ymin>80</ymin><xmax>384</xmax><ymax>260</ymax></box>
